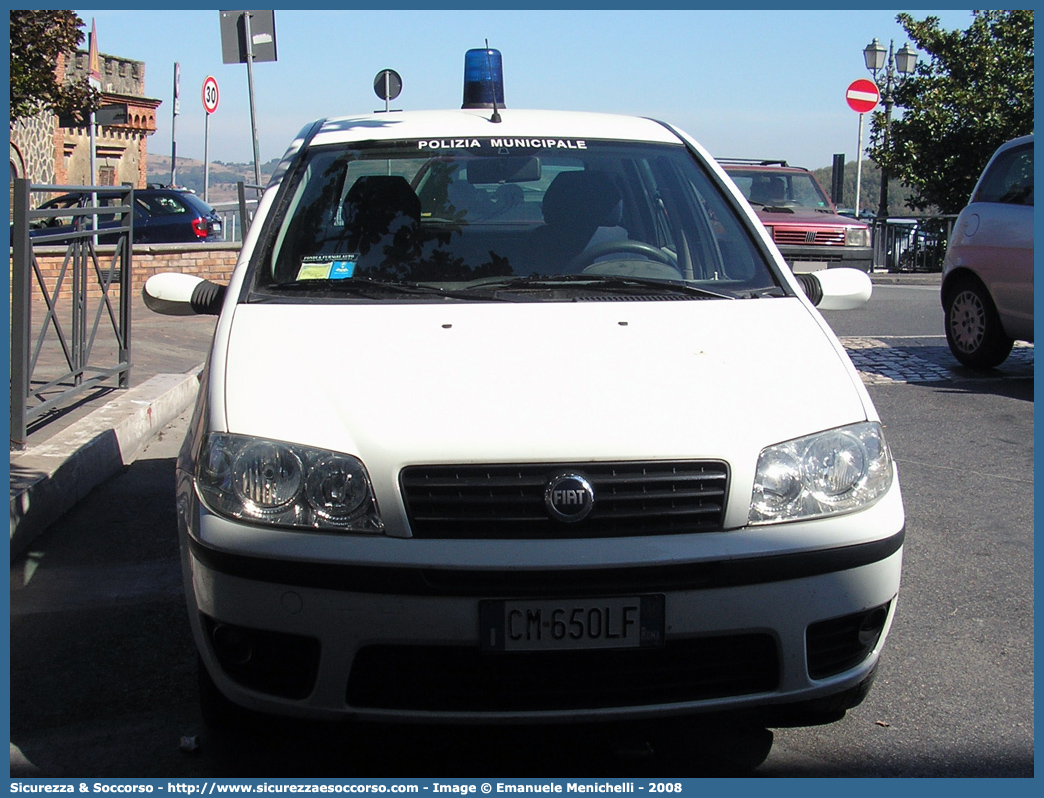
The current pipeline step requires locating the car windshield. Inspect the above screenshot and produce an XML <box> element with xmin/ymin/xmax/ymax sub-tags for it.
<box><xmin>726</xmin><ymin>170</ymin><xmax>834</xmax><ymax>212</ymax></box>
<box><xmin>250</xmin><ymin>139</ymin><xmax>781</xmax><ymax>301</ymax></box>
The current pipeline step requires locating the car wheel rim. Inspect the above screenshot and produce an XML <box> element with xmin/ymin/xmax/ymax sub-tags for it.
<box><xmin>949</xmin><ymin>289</ymin><xmax>986</xmax><ymax>353</ymax></box>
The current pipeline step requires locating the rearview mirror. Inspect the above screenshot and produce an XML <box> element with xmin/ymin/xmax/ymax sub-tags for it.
<box><xmin>143</xmin><ymin>273</ymin><xmax>226</xmax><ymax>316</ymax></box>
<box><xmin>795</xmin><ymin>268</ymin><xmax>872</xmax><ymax>310</ymax></box>
<box><xmin>467</xmin><ymin>156</ymin><xmax>541</xmax><ymax>184</ymax></box>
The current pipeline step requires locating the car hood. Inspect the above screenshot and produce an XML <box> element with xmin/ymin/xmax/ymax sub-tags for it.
<box><xmin>754</xmin><ymin>207</ymin><xmax>863</xmax><ymax>228</ymax></box>
<box><xmin>217</xmin><ymin>298</ymin><xmax>867</xmax><ymax>470</ymax></box>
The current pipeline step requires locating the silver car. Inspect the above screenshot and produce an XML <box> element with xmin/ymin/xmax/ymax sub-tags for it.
<box><xmin>941</xmin><ymin>134</ymin><xmax>1034</xmax><ymax>368</ymax></box>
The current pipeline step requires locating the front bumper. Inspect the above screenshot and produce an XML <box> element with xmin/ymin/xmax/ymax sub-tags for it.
<box><xmin>180</xmin><ymin>486</ymin><xmax>905</xmax><ymax>724</ymax></box>
<box><xmin>778</xmin><ymin>245</ymin><xmax>873</xmax><ymax>273</ymax></box>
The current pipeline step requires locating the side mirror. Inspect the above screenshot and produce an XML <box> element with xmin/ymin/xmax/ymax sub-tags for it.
<box><xmin>795</xmin><ymin>268</ymin><xmax>872</xmax><ymax>310</ymax></box>
<box><xmin>143</xmin><ymin>272</ymin><xmax>226</xmax><ymax>316</ymax></box>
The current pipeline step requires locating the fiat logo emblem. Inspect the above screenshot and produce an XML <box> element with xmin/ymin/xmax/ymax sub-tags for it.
<box><xmin>545</xmin><ymin>473</ymin><xmax>595</xmax><ymax>523</ymax></box>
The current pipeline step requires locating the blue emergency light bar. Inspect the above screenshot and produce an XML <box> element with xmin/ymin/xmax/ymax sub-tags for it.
<box><xmin>462</xmin><ymin>47</ymin><xmax>505</xmax><ymax>110</ymax></box>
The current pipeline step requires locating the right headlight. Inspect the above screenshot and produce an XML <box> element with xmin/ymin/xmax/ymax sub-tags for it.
<box><xmin>196</xmin><ymin>432</ymin><xmax>384</xmax><ymax>533</ymax></box>
<box><xmin>749</xmin><ymin>422</ymin><xmax>893</xmax><ymax>525</ymax></box>
<box><xmin>845</xmin><ymin>226</ymin><xmax>871</xmax><ymax>247</ymax></box>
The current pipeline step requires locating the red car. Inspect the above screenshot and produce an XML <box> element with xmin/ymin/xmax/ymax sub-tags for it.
<box><xmin>720</xmin><ymin>160</ymin><xmax>873</xmax><ymax>273</ymax></box>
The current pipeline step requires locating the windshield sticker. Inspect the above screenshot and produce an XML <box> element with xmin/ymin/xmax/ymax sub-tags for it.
<box><xmin>329</xmin><ymin>260</ymin><xmax>356</xmax><ymax>279</ymax></box>
<box><xmin>297</xmin><ymin>255</ymin><xmax>357</xmax><ymax>281</ymax></box>
<box><xmin>417</xmin><ymin>139</ymin><xmax>587</xmax><ymax>151</ymax></box>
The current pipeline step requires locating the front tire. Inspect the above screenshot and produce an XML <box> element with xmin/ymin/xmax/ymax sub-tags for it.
<box><xmin>944</xmin><ymin>280</ymin><xmax>1014</xmax><ymax>368</ymax></box>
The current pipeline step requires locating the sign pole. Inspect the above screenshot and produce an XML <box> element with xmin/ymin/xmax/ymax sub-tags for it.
<box><xmin>845</xmin><ymin>78</ymin><xmax>881</xmax><ymax>221</ymax></box>
<box><xmin>87</xmin><ymin>20</ymin><xmax>101</xmax><ymax>239</ymax></box>
<box><xmin>219</xmin><ymin>11</ymin><xmax>276</xmax><ymax>190</ymax></box>
<box><xmin>243</xmin><ymin>12</ymin><xmax>262</xmax><ymax>188</ymax></box>
<box><xmin>204</xmin><ymin>112</ymin><xmax>210</xmax><ymax>203</ymax></box>
<box><xmin>855</xmin><ymin>113</ymin><xmax>864</xmax><ymax>219</ymax></box>
<box><xmin>202</xmin><ymin>76</ymin><xmax>219</xmax><ymax>203</ymax></box>
<box><xmin>171</xmin><ymin>62</ymin><xmax>180</xmax><ymax>186</ymax></box>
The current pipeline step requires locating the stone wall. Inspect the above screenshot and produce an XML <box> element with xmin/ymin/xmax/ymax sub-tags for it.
<box><xmin>10</xmin><ymin>113</ymin><xmax>57</xmax><ymax>186</ymax></box>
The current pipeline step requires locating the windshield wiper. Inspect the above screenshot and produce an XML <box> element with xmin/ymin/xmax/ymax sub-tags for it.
<box><xmin>259</xmin><ymin>277</ymin><xmax>509</xmax><ymax>301</ymax></box>
<box><xmin>461</xmin><ymin>274</ymin><xmax>737</xmax><ymax>300</ymax></box>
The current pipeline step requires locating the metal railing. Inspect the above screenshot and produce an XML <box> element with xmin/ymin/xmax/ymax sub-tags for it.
<box><xmin>872</xmin><ymin>215</ymin><xmax>956</xmax><ymax>273</ymax></box>
<box><xmin>207</xmin><ymin>181</ymin><xmax>264</xmax><ymax>242</ymax></box>
<box><xmin>10</xmin><ymin>180</ymin><xmax>133</xmax><ymax>448</ymax></box>
<box><xmin>210</xmin><ymin>201</ymin><xmax>253</xmax><ymax>243</ymax></box>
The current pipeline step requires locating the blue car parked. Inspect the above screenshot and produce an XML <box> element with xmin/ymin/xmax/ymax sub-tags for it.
<box><xmin>29</xmin><ymin>186</ymin><xmax>223</xmax><ymax>244</ymax></box>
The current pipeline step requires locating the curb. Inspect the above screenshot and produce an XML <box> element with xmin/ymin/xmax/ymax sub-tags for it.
<box><xmin>9</xmin><ymin>367</ymin><xmax>202</xmax><ymax>559</ymax></box>
<box><xmin>870</xmin><ymin>271</ymin><xmax>942</xmax><ymax>286</ymax></box>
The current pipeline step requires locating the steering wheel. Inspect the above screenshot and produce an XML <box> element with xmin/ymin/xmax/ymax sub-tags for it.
<box><xmin>569</xmin><ymin>239</ymin><xmax>677</xmax><ymax>272</ymax></box>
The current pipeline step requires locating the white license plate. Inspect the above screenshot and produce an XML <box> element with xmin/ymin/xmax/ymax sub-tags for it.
<box><xmin>792</xmin><ymin>260</ymin><xmax>828</xmax><ymax>272</ymax></box>
<box><xmin>480</xmin><ymin>595</ymin><xmax>664</xmax><ymax>652</ymax></box>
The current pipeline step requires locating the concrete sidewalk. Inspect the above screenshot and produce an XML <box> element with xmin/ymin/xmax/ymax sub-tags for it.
<box><xmin>8</xmin><ymin>269</ymin><xmax>940</xmax><ymax>559</ymax></box>
<box><xmin>10</xmin><ymin>295</ymin><xmax>218</xmax><ymax>558</ymax></box>
<box><xmin>866</xmin><ymin>269</ymin><xmax>942</xmax><ymax>287</ymax></box>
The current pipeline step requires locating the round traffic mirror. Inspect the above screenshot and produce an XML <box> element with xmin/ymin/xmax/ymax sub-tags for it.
<box><xmin>373</xmin><ymin>69</ymin><xmax>402</xmax><ymax>101</ymax></box>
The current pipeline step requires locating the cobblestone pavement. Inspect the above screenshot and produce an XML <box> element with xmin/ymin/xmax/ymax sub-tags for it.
<box><xmin>841</xmin><ymin>337</ymin><xmax>1034</xmax><ymax>385</ymax></box>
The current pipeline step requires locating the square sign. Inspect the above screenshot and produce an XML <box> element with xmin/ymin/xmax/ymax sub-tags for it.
<box><xmin>220</xmin><ymin>10</ymin><xmax>277</xmax><ymax>64</ymax></box>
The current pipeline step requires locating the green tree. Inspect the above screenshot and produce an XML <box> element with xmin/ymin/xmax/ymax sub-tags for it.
<box><xmin>869</xmin><ymin>10</ymin><xmax>1034</xmax><ymax>213</ymax></box>
<box><xmin>10</xmin><ymin>10</ymin><xmax>99</xmax><ymax>123</ymax></box>
<box><xmin>812</xmin><ymin>161</ymin><xmax>917</xmax><ymax>217</ymax></box>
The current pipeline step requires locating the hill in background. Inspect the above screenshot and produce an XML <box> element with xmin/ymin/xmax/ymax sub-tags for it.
<box><xmin>811</xmin><ymin>161</ymin><xmax>924</xmax><ymax>217</ymax></box>
<box><xmin>146</xmin><ymin>154</ymin><xmax>279</xmax><ymax>204</ymax></box>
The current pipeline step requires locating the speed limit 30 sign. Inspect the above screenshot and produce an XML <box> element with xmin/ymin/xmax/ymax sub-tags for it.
<box><xmin>202</xmin><ymin>76</ymin><xmax>219</xmax><ymax>115</ymax></box>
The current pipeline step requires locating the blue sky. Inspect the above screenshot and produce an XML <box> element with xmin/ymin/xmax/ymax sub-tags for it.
<box><xmin>72</xmin><ymin>9</ymin><xmax>975</xmax><ymax>171</ymax></box>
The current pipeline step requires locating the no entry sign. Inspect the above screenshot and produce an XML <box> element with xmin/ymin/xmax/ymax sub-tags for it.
<box><xmin>846</xmin><ymin>79</ymin><xmax>880</xmax><ymax>113</ymax></box>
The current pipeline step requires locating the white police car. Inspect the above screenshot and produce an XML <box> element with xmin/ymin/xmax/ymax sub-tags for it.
<box><xmin>146</xmin><ymin>50</ymin><xmax>903</xmax><ymax>741</ymax></box>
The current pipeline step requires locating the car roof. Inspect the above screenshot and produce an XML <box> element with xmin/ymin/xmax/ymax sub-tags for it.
<box><xmin>43</xmin><ymin>187</ymin><xmax>216</xmax><ymax>213</ymax></box>
<box><xmin>51</xmin><ymin>187</ymin><xmax>195</xmax><ymax>198</ymax></box>
<box><xmin>985</xmin><ymin>133</ymin><xmax>1035</xmax><ymax>160</ymax></box>
<box><xmin>306</xmin><ymin>108</ymin><xmax>683</xmax><ymax>148</ymax></box>
<box><xmin>967</xmin><ymin>133</ymin><xmax>1034</xmax><ymax>204</ymax></box>
<box><xmin>719</xmin><ymin>162</ymin><xmax>813</xmax><ymax>174</ymax></box>
<box><xmin>994</xmin><ymin>133</ymin><xmax>1034</xmax><ymax>152</ymax></box>
<box><xmin>143</xmin><ymin>186</ymin><xmax>196</xmax><ymax>195</ymax></box>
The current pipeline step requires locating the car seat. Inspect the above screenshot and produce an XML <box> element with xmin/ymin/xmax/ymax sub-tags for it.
<box><xmin>527</xmin><ymin>170</ymin><xmax>624</xmax><ymax>274</ymax></box>
<box><xmin>750</xmin><ymin>177</ymin><xmax>785</xmax><ymax>206</ymax></box>
<box><xmin>447</xmin><ymin>179</ymin><xmax>494</xmax><ymax>221</ymax></box>
<box><xmin>340</xmin><ymin>175</ymin><xmax>423</xmax><ymax>276</ymax></box>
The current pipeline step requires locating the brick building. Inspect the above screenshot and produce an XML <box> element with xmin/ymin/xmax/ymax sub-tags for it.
<box><xmin>9</xmin><ymin>48</ymin><xmax>162</xmax><ymax>190</ymax></box>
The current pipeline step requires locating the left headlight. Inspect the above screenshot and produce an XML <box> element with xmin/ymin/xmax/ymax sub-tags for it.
<box><xmin>196</xmin><ymin>433</ymin><xmax>384</xmax><ymax>533</ymax></box>
<box><xmin>750</xmin><ymin>422</ymin><xmax>893</xmax><ymax>525</ymax></box>
<box><xmin>845</xmin><ymin>226</ymin><xmax>871</xmax><ymax>247</ymax></box>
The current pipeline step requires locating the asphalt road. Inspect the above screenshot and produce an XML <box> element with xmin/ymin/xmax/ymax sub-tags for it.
<box><xmin>9</xmin><ymin>282</ymin><xmax>1034</xmax><ymax>778</ymax></box>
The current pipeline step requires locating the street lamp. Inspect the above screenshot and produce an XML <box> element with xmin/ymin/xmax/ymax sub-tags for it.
<box><xmin>864</xmin><ymin>38</ymin><xmax>917</xmax><ymax>222</ymax></box>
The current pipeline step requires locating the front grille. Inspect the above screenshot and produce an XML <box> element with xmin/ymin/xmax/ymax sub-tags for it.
<box><xmin>773</xmin><ymin>229</ymin><xmax>846</xmax><ymax>247</ymax></box>
<box><xmin>346</xmin><ymin>634</ymin><xmax>779</xmax><ymax>712</ymax></box>
<box><xmin>790</xmin><ymin>253</ymin><xmax>844</xmax><ymax>264</ymax></box>
<box><xmin>400</xmin><ymin>461</ymin><xmax>729</xmax><ymax>539</ymax></box>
